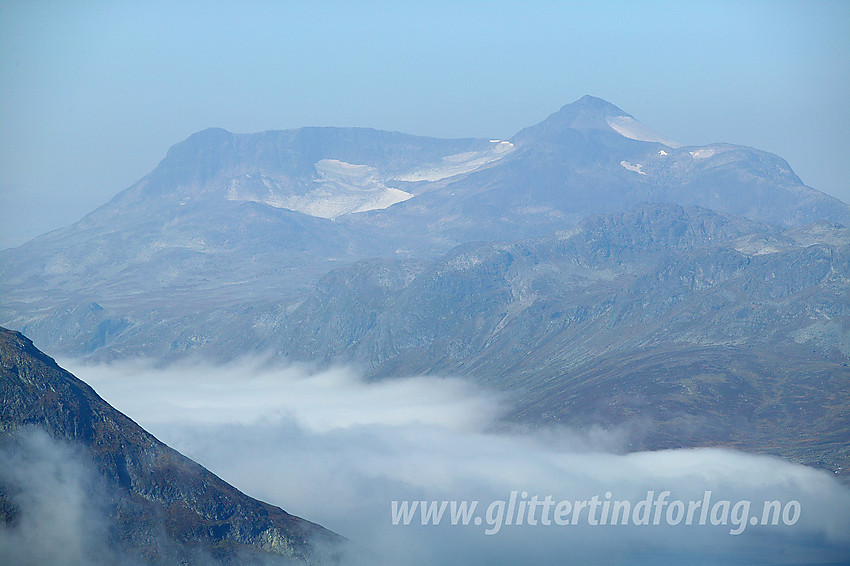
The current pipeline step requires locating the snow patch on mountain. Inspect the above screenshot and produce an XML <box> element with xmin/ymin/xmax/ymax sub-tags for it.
<box><xmin>394</xmin><ymin>140</ymin><xmax>515</xmax><ymax>182</ymax></box>
<box><xmin>733</xmin><ymin>234</ymin><xmax>792</xmax><ymax>256</ymax></box>
<box><xmin>606</xmin><ymin>116</ymin><xmax>682</xmax><ymax>148</ymax></box>
<box><xmin>225</xmin><ymin>159</ymin><xmax>413</xmax><ymax>219</ymax></box>
<box><xmin>620</xmin><ymin>161</ymin><xmax>647</xmax><ymax>175</ymax></box>
<box><xmin>689</xmin><ymin>148</ymin><xmax>717</xmax><ymax>159</ymax></box>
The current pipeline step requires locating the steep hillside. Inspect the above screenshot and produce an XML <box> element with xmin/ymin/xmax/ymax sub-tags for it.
<box><xmin>0</xmin><ymin>327</ymin><xmax>342</xmax><ymax>564</ymax></box>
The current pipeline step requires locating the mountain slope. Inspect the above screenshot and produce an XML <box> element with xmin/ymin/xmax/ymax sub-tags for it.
<box><xmin>24</xmin><ymin>203</ymin><xmax>845</xmax><ymax>479</ymax></box>
<box><xmin>0</xmin><ymin>327</ymin><xmax>343</xmax><ymax>564</ymax></box>
<box><xmin>1</xmin><ymin>95</ymin><xmax>848</xmax><ymax>363</ymax></box>
<box><xmin>272</xmin><ymin>204</ymin><xmax>850</xmax><ymax>477</ymax></box>
<box><xmin>0</xmin><ymin>96</ymin><xmax>847</xmax><ymax>490</ymax></box>
<box><xmin>349</xmin><ymin>95</ymin><xmax>848</xmax><ymax>245</ymax></box>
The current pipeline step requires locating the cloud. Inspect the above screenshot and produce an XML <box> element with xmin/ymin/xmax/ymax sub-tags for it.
<box><xmin>0</xmin><ymin>427</ymin><xmax>318</xmax><ymax>566</ymax></box>
<box><xmin>74</xmin><ymin>356</ymin><xmax>508</xmax><ymax>433</ymax></box>
<box><xmin>0</xmin><ymin>428</ymin><xmax>132</xmax><ymax>566</ymax></box>
<box><xmin>67</xmin><ymin>358</ymin><xmax>850</xmax><ymax>565</ymax></box>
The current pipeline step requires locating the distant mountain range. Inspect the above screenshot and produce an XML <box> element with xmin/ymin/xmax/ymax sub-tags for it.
<box><xmin>0</xmin><ymin>327</ymin><xmax>343</xmax><ymax>564</ymax></box>
<box><xmin>1</xmin><ymin>96</ymin><xmax>847</xmax><ymax>479</ymax></box>
<box><xmin>276</xmin><ymin>204</ymin><xmax>849</xmax><ymax>477</ymax></box>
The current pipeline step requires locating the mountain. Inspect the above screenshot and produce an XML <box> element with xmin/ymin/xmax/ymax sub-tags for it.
<box><xmin>0</xmin><ymin>97</ymin><xmax>847</xmax><ymax>480</ymax></box>
<box><xmin>0</xmin><ymin>127</ymin><xmax>509</xmax><ymax>358</ymax></box>
<box><xmin>0</xmin><ymin>327</ymin><xmax>343</xmax><ymax>565</ymax></box>
<box><xmin>346</xmin><ymin>95</ymin><xmax>849</xmax><ymax>244</ymax></box>
<box><xmin>6</xmin><ymin>199</ymin><xmax>845</xmax><ymax>476</ymax></box>
<box><xmin>271</xmin><ymin>204</ymin><xmax>850</xmax><ymax>478</ymax></box>
<box><xmin>2</xmin><ymin>96</ymin><xmax>848</xmax><ymax>361</ymax></box>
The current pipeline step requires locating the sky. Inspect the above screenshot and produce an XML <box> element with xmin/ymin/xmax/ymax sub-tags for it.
<box><xmin>1</xmin><ymin>0</ymin><xmax>849</xmax><ymax>249</ymax></box>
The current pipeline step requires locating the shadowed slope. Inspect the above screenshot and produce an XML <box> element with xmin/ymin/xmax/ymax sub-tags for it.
<box><xmin>0</xmin><ymin>327</ymin><xmax>343</xmax><ymax>564</ymax></box>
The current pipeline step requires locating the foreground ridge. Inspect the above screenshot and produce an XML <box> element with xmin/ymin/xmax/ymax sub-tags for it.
<box><xmin>0</xmin><ymin>326</ymin><xmax>343</xmax><ymax>565</ymax></box>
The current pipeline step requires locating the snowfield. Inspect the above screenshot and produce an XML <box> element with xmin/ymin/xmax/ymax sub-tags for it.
<box><xmin>394</xmin><ymin>140</ymin><xmax>515</xmax><ymax>182</ymax></box>
<box><xmin>689</xmin><ymin>148</ymin><xmax>718</xmax><ymax>159</ymax></box>
<box><xmin>226</xmin><ymin>159</ymin><xmax>413</xmax><ymax>218</ymax></box>
<box><xmin>620</xmin><ymin>160</ymin><xmax>647</xmax><ymax>175</ymax></box>
<box><xmin>606</xmin><ymin>115</ymin><xmax>682</xmax><ymax>148</ymax></box>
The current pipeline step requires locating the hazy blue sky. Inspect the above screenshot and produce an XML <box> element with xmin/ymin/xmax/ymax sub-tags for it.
<box><xmin>1</xmin><ymin>0</ymin><xmax>848</xmax><ymax>248</ymax></box>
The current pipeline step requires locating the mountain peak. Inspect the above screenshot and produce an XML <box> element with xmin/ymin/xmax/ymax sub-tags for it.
<box><xmin>514</xmin><ymin>95</ymin><xmax>681</xmax><ymax>147</ymax></box>
<box><xmin>165</xmin><ymin>127</ymin><xmax>235</xmax><ymax>160</ymax></box>
<box><xmin>570</xmin><ymin>94</ymin><xmax>630</xmax><ymax>116</ymax></box>
<box><xmin>546</xmin><ymin>95</ymin><xmax>630</xmax><ymax>132</ymax></box>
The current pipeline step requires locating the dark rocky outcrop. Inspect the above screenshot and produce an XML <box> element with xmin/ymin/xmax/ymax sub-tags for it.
<box><xmin>0</xmin><ymin>327</ymin><xmax>343</xmax><ymax>564</ymax></box>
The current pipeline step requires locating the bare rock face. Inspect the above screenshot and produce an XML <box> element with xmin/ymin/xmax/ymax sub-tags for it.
<box><xmin>0</xmin><ymin>327</ymin><xmax>343</xmax><ymax>565</ymax></box>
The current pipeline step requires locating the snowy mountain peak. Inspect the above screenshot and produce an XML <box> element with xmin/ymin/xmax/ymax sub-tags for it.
<box><xmin>514</xmin><ymin>95</ymin><xmax>681</xmax><ymax>148</ymax></box>
<box><xmin>540</xmin><ymin>95</ymin><xmax>630</xmax><ymax>132</ymax></box>
<box><xmin>571</xmin><ymin>94</ymin><xmax>628</xmax><ymax>115</ymax></box>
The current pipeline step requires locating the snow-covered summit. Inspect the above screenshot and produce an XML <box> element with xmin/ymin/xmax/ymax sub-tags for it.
<box><xmin>512</xmin><ymin>95</ymin><xmax>680</xmax><ymax>148</ymax></box>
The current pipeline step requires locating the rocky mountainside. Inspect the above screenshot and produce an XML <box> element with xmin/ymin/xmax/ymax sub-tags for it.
<box><xmin>0</xmin><ymin>327</ymin><xmax>343</xmax><ymax>565</ymax></box>
<box><xmin>0</xmin><ymin>97</ymin><xmax>847</xmax><ymax>482</ymax></box>
<box><xmin>9</xmin><ymin>202</ymin><xmax>845</xmax><ymax>478</ymax></box>
<box><xmin>2</xmin><ymin>96</ymin><xmax>849</xmax><ymax>361</ymax></box>
<box><xmin>273</xmin><ymin>204</ymin><xmax>850</xmax><ymax>477</ymax></box>
<box><xmin>348</xmin><ymin>95</ymin><xmax>849</xmax><ymax>244</ymax></box>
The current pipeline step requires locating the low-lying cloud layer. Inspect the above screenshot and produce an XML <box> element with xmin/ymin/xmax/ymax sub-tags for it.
<box><xmin>66</xmin><ymin>358</ymin><xmax>850</xmax><ymax>565</ymax></box>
